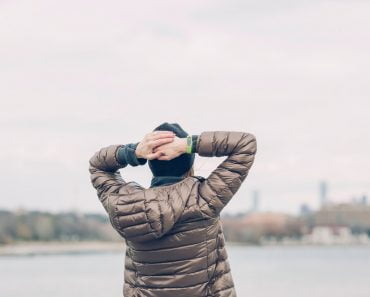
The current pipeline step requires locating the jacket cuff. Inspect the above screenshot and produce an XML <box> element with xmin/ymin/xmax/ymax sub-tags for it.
<box><xmin>195</xmin><ymin>131</ymin><xmax>215</xmax><ymax>157</ymax></box>
<box><xmin>116</xmin><ymin>142</ymin><xmax>147</xmax><ymax>167</ymax></box>
<box><xmin>191</xmin><ymin>135</ymin><xmax>199</xmax><ymax>153</ymax></box>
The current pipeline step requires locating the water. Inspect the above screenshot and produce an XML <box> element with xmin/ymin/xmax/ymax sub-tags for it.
<box><xmin>1</xmin><ymin>245</ymin><xmax>370</xmax><ymax>297</ymax></box>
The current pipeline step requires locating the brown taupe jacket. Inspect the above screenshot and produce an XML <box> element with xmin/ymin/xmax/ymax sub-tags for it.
<box><xmin>89</xmin><ymin>131</ymin><xmax>257</xmax><ymax>297</ymax></box>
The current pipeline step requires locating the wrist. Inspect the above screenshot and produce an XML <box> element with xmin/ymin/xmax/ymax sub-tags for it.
<box><xmin>135</xmin><ymin>148</ymin><xmax>144</xmax><ymax>159</ymax></box>
<box><xmin>179</xmin><ymin>138</ymin><xmax>188</xmax><ymax>154</ymax></box>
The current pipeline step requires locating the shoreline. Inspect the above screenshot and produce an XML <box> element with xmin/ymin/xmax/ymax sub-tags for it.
<box><xmin>1</xmin><ymin>240</ymin><xmax>369</xmax><ymax>257</ymax></box>
<box><xmin>0</xmin><ymin>241</ymin><xmax>125</xmax><ymax>257</ymax></box>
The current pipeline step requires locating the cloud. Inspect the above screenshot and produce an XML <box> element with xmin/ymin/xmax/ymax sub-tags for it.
<box><xmin>1</xmin><ymin>0</ymin><xmax>369</xmax><ymax>214</ymax></box>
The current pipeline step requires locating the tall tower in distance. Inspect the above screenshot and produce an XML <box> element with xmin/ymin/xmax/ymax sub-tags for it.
<box><xmin>251</xmin><ymin>190</ymin><xmax>260</xmax><ymax>213</ymax></box>
<box><xmin>319</xmin><ymin>180</ymin><xmax>328</xmax><ymax>208</ymax></box>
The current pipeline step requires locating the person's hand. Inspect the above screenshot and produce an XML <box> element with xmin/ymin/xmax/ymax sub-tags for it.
<box><xmin>152</xmin><ymin>136</ymin><xmax>187</xmax><ymax>161</ymax></box>
<box><xmin>135</xmin><ymin>131</ymin><xmax>176</xmax><ymax>160</ymax></box>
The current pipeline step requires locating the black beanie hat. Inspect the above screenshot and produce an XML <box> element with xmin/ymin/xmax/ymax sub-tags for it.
<box><xmin>148</xmin><ymin>122</ymin><xmax>195</xmax><ymax>177</ymax></box>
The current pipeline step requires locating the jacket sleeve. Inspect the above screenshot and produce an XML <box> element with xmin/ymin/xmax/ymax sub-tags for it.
<box><xmin>89</xmin><ymin>143</ymin><xmax>187</xmax><ymax>243</ymax></box>
<box><xmin>195</xmin><ymin>131</ymin><xmax>257</xmax><ymax>217</ymax></box>
<box><xmin>88</xmin><ymin>143</ymin><xmax>147</xmax><ymax>213</ymax></box>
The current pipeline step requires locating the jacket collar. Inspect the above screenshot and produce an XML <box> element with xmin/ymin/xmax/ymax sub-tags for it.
<box><xmin>150</xmin><ymin>175</ymin><xmax>185</xmax><ymax>188</ymax></box>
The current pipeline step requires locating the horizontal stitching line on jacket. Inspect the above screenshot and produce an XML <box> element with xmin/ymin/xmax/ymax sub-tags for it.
<box><xmin>130</xmin><ymin>279</ymin><xmax>209</xmax><ymax>290</ymax></box>
<box><xmin>115</xmin><ymin>208</ymin><xmax>144</xmax><ymax>217</ymax></box>
<box><xmin>129</xmin><ymin>237</ymin><xmax>217</xmax><ymax>252</ymax></box>
<box><xmin>212</xmin><ymin>283</ymin><xmax>234</xmax><ymax>295</ymax></box>
<box><xmin>116</xmin><ymin>215</ymin><xmax>148</xmax><ymax>229</ymax></box>
<box><xmin>126</xmin><ymin>229</ymin><xmax>157</xmax><ymax>239</ymax></box>
<box><xmin>121</xmin><ymin>219</ymin><xmax>150</xmax><ymax>229</ymax></box>
<box><xmin>125</xmin><ymin>259</ymin><xmax>219</xmax><ymax>275</ymax></box>
<box><xmin>217</xmin><ymin>163</ymin><xmax>244</xmax><ymax>177</ymax></box>
<box><xmin>127</xmin><ymin>266</ymin><xmax>210</xmax><ymax>277</ymax></box>
<box><xmin>128</xmin><ymin>255</ymin><xmax>220</xmax><ymax>271</ymax></box>
<box><xmin>165</xmin><ymin>225</ymin><xmax>209</xmax><ymax>236</ymax></box>
<box><xmin>131</xmin><ymin>251</ymin><xmax>217</xmax><ymax>265</ymax></box>
<box><xmin>115</xmin><ymin>197</ymin><xmax>144</xmax><ymax>203</ymax></box>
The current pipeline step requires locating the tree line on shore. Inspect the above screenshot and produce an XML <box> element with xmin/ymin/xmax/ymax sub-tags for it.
<box><xmin>0</xmin><ymin>209</ymin><xmax>121</xmax><ymax>244</ymax></box>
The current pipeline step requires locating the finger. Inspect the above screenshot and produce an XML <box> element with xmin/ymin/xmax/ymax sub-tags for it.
<box><xmin>150</xmin><ymin>134</ymin><xmax>175</xmax><ymax>143</ymax></box>
<box><xmin>157</xmin><ymin>155</ymin><xmax>171</xmax><ymax>161</ymax></box>
<box><xmin>146</xmin><ymin>150</ymin><xmax>163</xmax><ymax>160</ymax></box>
<box><xmin>149</xmin><ymin>131</ymin><xmax>175</xmax><ymax>140</ymax></box>
<box><xmin>153</xmin><ymin>147</ymin><xmax>159</xmax><ymax>153</ymax></box>
<box><xmin>153</xmin><ymin>130</ymin><xmax>174</xmax><ymax>135</ymax></box>
<box><xmin>149</xmin><ymin>137</ymin><xmax>174</xmax><ymax>148</ymax></box>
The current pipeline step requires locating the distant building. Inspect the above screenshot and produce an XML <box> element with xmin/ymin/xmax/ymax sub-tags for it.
<box><xmin>221</xmin><ymin>212</ymin><xmax>302</xmax><ymax>244</ymax></box>
<box><xmin>300</xmin><ymin>203</ymin><xmax>312</xmax><ymax>216</ymax></box>
<box><xmin>314</xmin><ymin>203</ymin><xmax>370</xmax><ymax>231</ymax></box>
<box><xmin>304</xmin><ymin>226</ymin><xmax>369</xmax><ymax>245</ymax></box>
<box><xmin>319</xmin><ymin>181</ymin><xmax>328</xmax><ymax>208</ymax></box>
<box><xmin>361</xmin><ymin>195</ymin><xmax>368</xmax><ymax>206</ymax></box>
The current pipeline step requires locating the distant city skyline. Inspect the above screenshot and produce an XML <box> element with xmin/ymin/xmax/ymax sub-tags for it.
<box><xmin>1</xmin><ymin>0</ymin><xmax>369</xmax><ymax>214</ymax></box>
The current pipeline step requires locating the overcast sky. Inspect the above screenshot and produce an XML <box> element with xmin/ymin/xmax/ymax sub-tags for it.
<box><xmin>1</xmin><ymin>0</ymin><xmax>369</xmax><ymax>215</ymax></box>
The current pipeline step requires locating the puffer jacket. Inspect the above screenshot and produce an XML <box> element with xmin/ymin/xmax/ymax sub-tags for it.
<box><xmin>89</xmin><ymin>131</ymin><xmax>257</xmax><ymax>297</ymax></box>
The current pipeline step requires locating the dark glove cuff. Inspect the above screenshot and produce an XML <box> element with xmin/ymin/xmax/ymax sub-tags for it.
<box><xmin>116</xmin><ymin>142</ymin><xmax>147</xmax><ymax>167</ymax></box>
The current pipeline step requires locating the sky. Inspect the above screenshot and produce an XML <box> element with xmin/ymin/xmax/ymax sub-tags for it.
<box><xmin>1</xmin><ymin>0</ymin><xmax>369</xmax><ymax>215</ymax></box>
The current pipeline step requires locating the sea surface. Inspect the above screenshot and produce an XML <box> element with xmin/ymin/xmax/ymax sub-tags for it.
<box><xmin>1</xmin><ymin>245</ymin><xmax>370</xmax><ymax>297</ymax></box>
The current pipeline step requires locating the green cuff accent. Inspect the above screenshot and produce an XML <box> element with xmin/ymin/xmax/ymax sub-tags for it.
<box><xmin>186</xmin><ymin>135</ymin><xmax>192</xmax><ymax>154</ymax></box>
